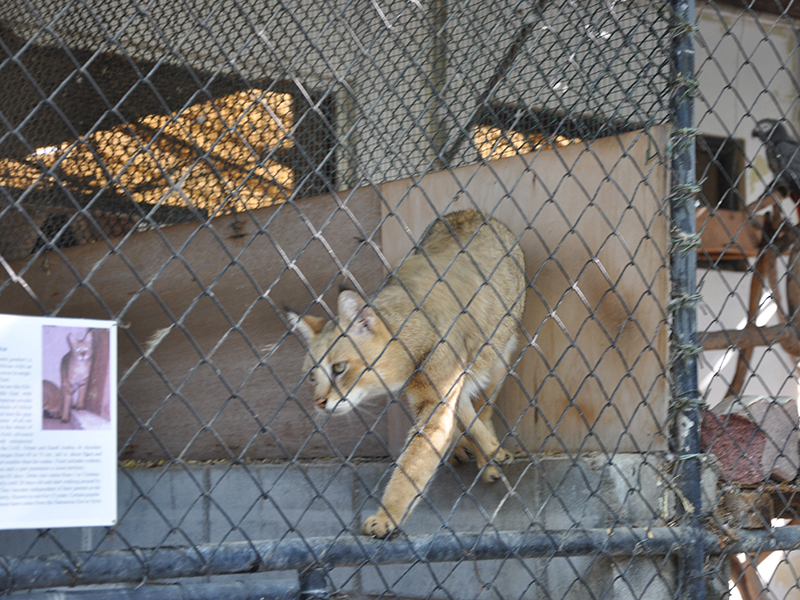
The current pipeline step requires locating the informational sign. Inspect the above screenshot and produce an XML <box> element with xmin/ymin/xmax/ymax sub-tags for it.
<box><xmin>0</xmin><ymin>314</ymin><xmax>117</xmax><ymax>529</ymax></box>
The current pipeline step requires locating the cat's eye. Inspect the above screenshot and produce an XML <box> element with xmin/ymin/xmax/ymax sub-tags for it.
<box><xmin>332</xmin><ymin>362</ymin><xmax>347</xmax><ymax>376</ymax></box>
<box><xmin>308</xmin><ymin>372</ymin><xmax>316</xmax><ymax>386</ymax></box>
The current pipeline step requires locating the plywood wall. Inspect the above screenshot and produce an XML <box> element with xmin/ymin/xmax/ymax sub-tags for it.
<box><xmin>0</xmin><ymin>190</ymin><xmax>387</xmax><ymax>461</ymax></box>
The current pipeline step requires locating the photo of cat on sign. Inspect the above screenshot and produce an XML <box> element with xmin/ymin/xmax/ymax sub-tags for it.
<box><xmin>42</xmin><ymin>326</ymin><xmax>111</xmax><ymax>431</ymax></box>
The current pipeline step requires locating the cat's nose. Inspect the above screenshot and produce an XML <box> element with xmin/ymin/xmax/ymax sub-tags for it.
<box><xmin>314</xmin><ymin>398</ymin><xmax>327</xmax><ymax>409</ymax></box>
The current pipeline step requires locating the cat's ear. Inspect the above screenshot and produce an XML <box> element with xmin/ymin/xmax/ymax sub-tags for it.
<box><xmin>337</xmin><ymin>291</ymin><xmax>378</xmax><ymax>338</ymax></box>
<box><xmin>286</xmin><ymin>309</ymin><xmax>325</xmax><ymax>343</ymax></box>
<box><xmin>67</xmin><ymin>333</ymin><xmax>74</xmax><ymax>349</ymax></box>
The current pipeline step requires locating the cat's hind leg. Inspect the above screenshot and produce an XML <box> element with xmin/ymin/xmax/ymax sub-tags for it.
<box><xmin>455</xmin><ymin>379</ymin><xmax>512</xmax><ymax>483</ymax></box>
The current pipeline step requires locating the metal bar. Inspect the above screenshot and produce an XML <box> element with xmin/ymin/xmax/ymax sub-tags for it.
<box><xmin>426</xmin><ymin>0</ymin><xmax>449</xmax><ymax>170</ymax></box>
<box><xmin>6</xmin><ymin>525</ymin><xmax>800</xmax><ymax>592</ymax></box>
<box><xmin>669</xmin><ymin>0</ymin><xmax>703</xmax><ymax>597</ymax></box>
<box><xmin>722</xmin><ymin>526</ymin><xmax>800</xmax><ymax>554</ymax></box>
<box><xmin>441</xmin><ymin>2</ymin><xmax>540</xmax><ymax>164</ymax></box>
<box><xmin>0</xmin><ymin>527</ymin><xmax>723</xmax><ymax>592</ymax></box>
<box><xmin>15</xmin><ymin>579</ymin><xmax>300</xmax><ymax>600</ymax></box>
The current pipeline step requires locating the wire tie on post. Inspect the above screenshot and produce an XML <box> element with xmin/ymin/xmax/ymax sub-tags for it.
<box><xmin>671</xmin><ymin>127</ymin><xmax>700</xmax><ymax>140</ymax></box>
<box><xmin>674</xmin><ymin>344</ymin><xmax>702</xmax><ymax>360</ymax></box>
<box><xmin>667</xmin><ymin>16</ymin><xmax>698</xmax><ymax>36</ymax></box>
<box><xmin>670</xmin><ymin>396</ymin><xmax>705</xmax><ymax>414</ymax></box>
<box><xmin>669</xmin><ymin>74</ymin><xmax>699</xmax><ymax>103</ymax></box>
<box><xmin>668</xmin><ymin>184</ymin><xmax>701</xmax><ymax>207</ymax></box>
<box><xmin>667</xmin><ymin>293</ymin><xmax>701</xmax><ymax>313</ymax></box>
<box><xmin>672</xmin><ymin>230</ymin><xmax>702</xmax><ymax>255</ymax></box>
<box><xmin>679</xmin><ymin>80</ymin><xmax>699</xmax><ymax>103</ymax></box>
<box><xmin>668</xmin><ymin>127</ymin><xmax>700</xmax><ymax>155</ymax></box>
<box><xmin>676</xmin><ymin>453</ymin><xmax>704</xmax><ymax>462</ymax></box>
<box><xmin>670</xmin><ymin>396</ymin><xmax>706</xmax><ymax>410</ymax></box>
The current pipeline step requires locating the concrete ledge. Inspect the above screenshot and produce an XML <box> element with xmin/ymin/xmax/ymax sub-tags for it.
<box><xmin>0</xmin><ymin>454</ymin><xmax>690</xmax><ymax>599</ymax></box>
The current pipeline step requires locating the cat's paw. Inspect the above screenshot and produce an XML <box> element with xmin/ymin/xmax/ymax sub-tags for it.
<box><xmin>448</xmin><ymin>443</ymin><xmax>474</xmax><ymax>466</ymax></box>
<box><xmin>361</xmin><ymin>512</ymin><xmax>396</xmax><ymax>538</ymax></box>
<box><xmin>481</xmin><ymin>464</ymin><xmax>503</xmax><ymax>483</ymax></box>
<box><xmin>495</xmin><ymin>447</ymin><xmax>514</xmax><ymax>465</ymax></box>
<box><xmin>479</xmin><ymin>449</ymin><xmax>513</xmax><ymax>482</ymax></box>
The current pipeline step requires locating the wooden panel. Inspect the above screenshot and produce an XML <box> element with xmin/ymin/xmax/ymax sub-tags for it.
<box><xmin>0</xmin><ymin>190</ymin><xmax>386</xmax><ymax>461</ymax></box>
<box><xmin>381</xmin><ymin>128</ymin><xmax>670</xmax><ymax>454</ymax></box>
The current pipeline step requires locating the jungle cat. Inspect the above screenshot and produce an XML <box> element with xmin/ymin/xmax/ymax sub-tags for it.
<box><xmin>61</xmin><ymin>330</ymin><xmax>94</xmax><ymax>423</ymax></box>
<box><xmin>288</xmin><ymin>209</ymin><xmax>526</xmax><ymax>538</ymax></box>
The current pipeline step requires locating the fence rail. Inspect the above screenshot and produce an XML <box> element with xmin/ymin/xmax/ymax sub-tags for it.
<box><xmin>0</xmin><ymin>528</ymin><xmax>729</xmax><ymax>590</ymax></box>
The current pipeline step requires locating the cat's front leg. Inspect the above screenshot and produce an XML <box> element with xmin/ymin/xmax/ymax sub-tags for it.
<box><xmin>61</xmin><ymin>387</ymin><xmax>72</xmax><ymax>423</ymax></box>
<box><xmin>362</xmin><ymin>377</ymin><xmax>461</xmax><ymax>538</ymax></box>
<box><xmin>76</xmin><ymin>382</ymin><xmax>88</xmax><ymax>411</ymax></box>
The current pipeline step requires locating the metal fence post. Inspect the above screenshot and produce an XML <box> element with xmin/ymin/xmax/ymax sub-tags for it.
<box><xmin>669</xmin><ymin>0</ymin><xmax>704</xmax><ymax>598</ymax></box>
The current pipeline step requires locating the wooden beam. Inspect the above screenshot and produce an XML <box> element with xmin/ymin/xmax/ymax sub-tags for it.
<box><xmin>701</xmin><ymin>323</ymin><xmax>800</xmax><ymax>355</ymax></box>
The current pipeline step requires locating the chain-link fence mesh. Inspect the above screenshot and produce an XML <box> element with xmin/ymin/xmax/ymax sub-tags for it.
<box><xmin>1</xmin><ymin>0</ymin><xmax>800</xmax><ymax>598</ymax></box>
<box><xmin>694</xmin><ymin>2</ymin><xmax>800</xmax><ymax>598</ymax></box>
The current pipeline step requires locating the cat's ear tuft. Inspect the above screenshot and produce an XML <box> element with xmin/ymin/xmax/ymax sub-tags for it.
<box><xmin>286</xmin><ymin>309</ymin><xmax>325</xmax><ymax>342</ymax></box>
<box><xmin>337</xmin><ymin>291</ymin><xmax>378</xmax><ymax>338</ymax></box>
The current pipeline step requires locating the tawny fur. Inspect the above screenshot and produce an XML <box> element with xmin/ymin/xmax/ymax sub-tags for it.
<box><xmin>42</xmin><ymin>380</ymin><xmax>63</xmax><ymax>420</ymax></box>
<box><xmin>289</xmin><ymin>210</ymin><xmax>526</xmax><ymax>538</ymax></box>
<box><xmin>60</xmin><ymin>331</ymin><xmax>94</xmax><ymax>423</ymax></box>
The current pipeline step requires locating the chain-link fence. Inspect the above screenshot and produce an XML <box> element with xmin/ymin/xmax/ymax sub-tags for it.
<box><xmin>2</xmin><ymin>0</ymin><xmax>800</xmax><ymax>598</ymax></box>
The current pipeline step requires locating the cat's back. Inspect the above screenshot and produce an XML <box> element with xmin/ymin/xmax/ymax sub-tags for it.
<box><xmin>401</xmin><ymin>210</ymin><xmax>524</xmax><ymax>308</ymax></box>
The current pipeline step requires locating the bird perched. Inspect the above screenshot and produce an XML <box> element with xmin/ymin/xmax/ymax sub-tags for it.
<box><xmin>752</xmin><ymin>118</ymin><xmax>800</xmax><ymax>216</ymax></box>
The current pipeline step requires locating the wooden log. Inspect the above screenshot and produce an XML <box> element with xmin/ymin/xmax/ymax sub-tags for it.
<box><xmin>730</xmin><ymin>554</ymin><xmax>773</xmax><ymax>600</ymax></box>
<box><xmin>729</xmin><ymin>245</ymin><xmax>787</xmax><ymax>394</ymax></box>
<box><xmin>701</xmin><ymin>209</ymin><xmax>800</xmax><ymax>371</ymax></box>
<box><xmin>729</xmin><ymin>252</ymin><xmax>771</xmax><ymax>396</ymax></box>
<box><xmin>701</xmin><ymin>324</ymin><xmax>800</xmax><ymax>355</ymax></box>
